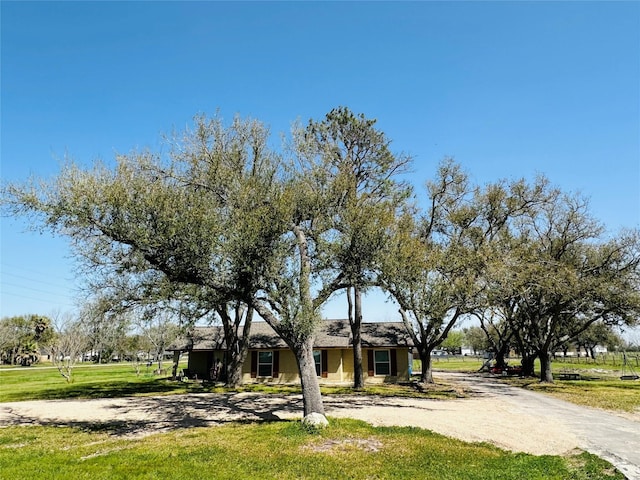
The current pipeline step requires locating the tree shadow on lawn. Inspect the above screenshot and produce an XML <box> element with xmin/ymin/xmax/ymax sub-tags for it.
<box><xmin>1</xmin><ymin>392</ymin><xmax>306</xmax><ymax>437</ymax></box>
<box><xmin>1</xmin><ymin>391</ymin><xmax>464</xmax><ymax>437</ymax></box>
<box><xmin>437</xmin><ymin>372</ymin><xmax>525</xmax><ymax>398</ymax></box>
<box><xmin>2</xmin><ymin>376</ymin><xmax>497</xmax><ymax>437</ymax></box>
<box><xmin>1</xmin><ymin>378</ymin><xmax>187</xmax><ymax>403</ymax></box>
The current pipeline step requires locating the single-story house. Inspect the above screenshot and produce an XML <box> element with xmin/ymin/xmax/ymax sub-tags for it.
<box><xmin>169</xmin><ymin>319</ymin><xmax>413</xmax><ymax>384</ymax></box>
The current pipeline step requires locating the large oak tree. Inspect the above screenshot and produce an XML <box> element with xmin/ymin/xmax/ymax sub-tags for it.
<box><xmin>485</xmin><ymin>188</ymin><xmax>640</xmax><ymax>382</ymax></box>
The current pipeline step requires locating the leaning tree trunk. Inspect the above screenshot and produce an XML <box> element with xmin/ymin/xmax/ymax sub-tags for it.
<box><xmin>292</xmin><ymin>337</ymin><xmax>326</xmax><ymax>418</ymax></box>
<box><xmin>348</xmin><ymin>286</ymin><xmax>365</xmax><ymax>389</ymax></box>
<box><xmin>419</xmin><ymin>347</ymin><xmax>434</xmax><ymax>383</ymax></box>
<box><xmin>252</xmin><ymin>300</ymin><xmax>326</xmax><ymax>422</ymax></box>
<box><xmin>539</xmin><ymin>350</ymin><xmax>554</xmax><ymax>383</ymax></box>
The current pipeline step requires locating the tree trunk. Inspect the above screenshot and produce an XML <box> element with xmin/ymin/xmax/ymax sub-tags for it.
<box><xmin>349</xmin><ymin>286</ymin><xmax>365</xmax><ymax>389</ymax></box>
<box><xmin>521</xmin><ymin>353</ymin><xmax>536</xmax><ymax>377</ymax></box>
<box><xmin>494</xmin><ymin>343</ymin><xmax>510</xmax><ymax>369</ymax></box>
<box><xmin>539</xmin><ymin>350</ymin><xmax>554</xmax><ymax>383</ymax></box>
<box><xmin>292</xmin><ymin>337</ymin><xmax>326</xmax><ymax>418</ymax></box>
<box><xmin>171</xmin><ymin>351</ymin><xmax>181</xmax><ymax>379</ymax></box>
<box><xmin>252</xmin><ymin>299</ymin><xmax>326</xmax><ymax>422</ymax></box>
<box><xmin>219</xmin><ymin>303</ymin><xmax>253</xmax><ymax>388</ymax></box>
<box><xmin>225</xmin><ymin>353</ymin><xmax>244</xmax><ymax>387</ymax></box>
<box><xmin>419</xmin><ymin>348</ymin><xmax>434</xmax><ymax>383</ymax></box>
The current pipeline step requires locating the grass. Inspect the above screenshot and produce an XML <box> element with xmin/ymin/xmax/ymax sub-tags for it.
<box><xmin>423</xmin><ymin>356</ymin><xmax>486</xmax><ymax>373</ymax></box>
<box><xmin>3</xmin><ymin>360</ymin><xmax>637</xmax><ymax>414</ymax></box>
<box><xmin>424</xmin><ymin>354</ymin><xmax>640</xmax><ymax>377</ymax></box>
<box><xmin>0</xmin><ymin>362</ymin><xmax>463</xmax><ymax>403</ymax></box>
<box><xmin>513</xmin><ymin>378</ymin><xmax>640</xmax><ymax>413</ymax></box>
<box><xmin>0</xmin><ymin>363</ymin><xmax>191</xmax><ymax>402</ymax></box>
<box><xmin>0</xmin><ymin>361</ymin><xmax>632</xmax><ymax>478</ymax></box>
<box><xmin>0</xmin><ymin>419</ymin><xmax>624</xmax><ymax>480</ymax></box>
<box><xmin>416</xmin><ymin>357</ymin><xmax>640</xmax><ymax>413</ymax></box>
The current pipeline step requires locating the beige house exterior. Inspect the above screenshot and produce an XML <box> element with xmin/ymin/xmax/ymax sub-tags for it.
<box><xmin>170</xmin><ymin>319</ymin><xmax>413</xmax><ymax>385</ymax></box>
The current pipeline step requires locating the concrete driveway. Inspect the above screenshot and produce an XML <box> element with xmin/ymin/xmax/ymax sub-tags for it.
<box><xmin>437</xmin><ymin>372</ymin><xmax>640</xmax><ymax>480</ymax></box>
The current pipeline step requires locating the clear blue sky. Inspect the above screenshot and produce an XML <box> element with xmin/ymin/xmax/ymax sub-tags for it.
<box><xmin>2</xmin><ymin>2</ymin><xmax>639</xmax><ymax>339</ymax></box>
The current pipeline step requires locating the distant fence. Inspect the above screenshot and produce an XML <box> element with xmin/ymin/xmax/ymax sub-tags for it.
<box><xmin>554</xmin><ymin>352</ymin><xmax>639</xmax><ymax>367</ymax></box>
<box><xmin>417</xmin><ymin>352</ymin><xmax>640</xmax><ymax>368</ymax></box>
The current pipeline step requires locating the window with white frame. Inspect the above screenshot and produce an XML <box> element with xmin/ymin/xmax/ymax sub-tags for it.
<box><xmin>313</xmin><ymin>350</ymin><xmax>321</xmax><ymax>377</ymax></box>
<box><xmin>258</xmin><ymin>351</ymin><xmax>273</xmax><ymax>377</ymax></box>
<box><xmin>374</xmin><ymin>350</ymin><xmax>390</xmax><ymax>375</ymax></box>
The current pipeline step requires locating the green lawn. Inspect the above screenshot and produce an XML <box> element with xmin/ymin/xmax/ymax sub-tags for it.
<box><xmin>0</xmin><ymin>419</ymin><xmax>623</xmax><ymax>480</ymax></box>
<box><xmin>519</xmin><ymin>378</ymin><xmax>640</xmax><ymax>412</ymax></box>
<box><xmin>0</xmin><ymin>362</ymin><xmax>465</xmax><ymax>403</ymax></box>
<box><xmin>419</xmin><ymin>357</ymin><xmax>640</xmax><ymax>413</ymax></box>
<box><xmin>0</xmin><ymin>363</ymin><xmax>192</xmax><ymax>402</ymax></box>
<box><xmin>3</xmin><ymin>360</ymin><xmax>638</xmax><ymax>413</ymax></box>
<box><xmin>423</xmin><ymin>354</ymin><xmax>640</xmax><ymax>378</ymax></box>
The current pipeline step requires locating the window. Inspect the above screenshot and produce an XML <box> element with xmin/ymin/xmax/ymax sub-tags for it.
<box><xmin>314</xmin><ymin>350</ymin><xmax>321</xmax><ymax>377</ymax></box>
<box><xmin>374</xmin><ymin>350</ymin><xmax>390</xmax><ymax>376</ymax></box>
<box><xmin>258</xmin><ymin>351</ymin><xmax>273</xmax><ymax>377</ymax></box>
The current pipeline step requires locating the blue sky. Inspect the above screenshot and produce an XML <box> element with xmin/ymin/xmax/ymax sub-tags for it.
<box><xmin>1</xmin><ymin>2</ymin><xmax>639</xmax><ymax>338</ymax></box>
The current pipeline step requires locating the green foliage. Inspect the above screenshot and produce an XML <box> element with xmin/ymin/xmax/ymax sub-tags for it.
<box><xmin>3</xmin><ymin>108</ymin><xmax>640</xmax><ymax>409</ymax></box>
<box><xmin>0</xmin><ymin>421</ymin><xmax>624</xmax><ymax>480</ymax></box>
<box><xmin>441</xmin><ymin>330</ymin><xmax>464</xmax><ymax>352</ymax></box>
<box><xmin>463</xmin><ymin>326</ymin><xmax>491</xmax><ymax>354</ymax></box>
<box><xmin>0</xmin><ymin>314</ymin><xmax>53</xmax><ymax>365</ymax></box>
<box><xmin>481</xmin><ymin>184</ymin><xmax>640</xmax><ymax>382</ymax></box>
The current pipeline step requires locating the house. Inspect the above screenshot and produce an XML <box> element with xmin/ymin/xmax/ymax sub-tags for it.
<box><xmin>169</xmin><ymin>319</ymin><xmax>413</xmax><ymax>384</ymax></box>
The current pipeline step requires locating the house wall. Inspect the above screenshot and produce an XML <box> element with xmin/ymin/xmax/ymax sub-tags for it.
<box><xmin>187</xmin><ymin>350</ymin><xmax>226</xmax><ymax>380</ymax></box>
<box><xmin>239</xmin><ymin>347</ymin><xmax>410</xmax><ymax>384</ymax></box>
<box><xmin>363</xmin><ymin>347</ymin><xmax>411</xmax><ymax>384</ymax></box>
<box><xmin>184</xmin><ymin>346</ymin><xmax>412</xmax><ymax>384</ymax></box>
<box><xmin>337</xmin><ymin>348</ymin><xmax>354</xmax><ymax>383</ymax></box>
<box><xmin>275</xmin><ymin>349</ymin><xmax>298</xmax><ymax>383</ymax></box>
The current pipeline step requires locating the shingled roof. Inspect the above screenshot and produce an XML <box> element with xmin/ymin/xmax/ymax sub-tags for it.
<box><xmin>170</xmin><ymin>319</ymin><xmax>413</xmax><ymax>351</ymax></box>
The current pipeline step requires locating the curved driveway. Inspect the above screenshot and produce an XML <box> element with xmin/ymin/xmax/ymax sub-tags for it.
<box><xmin>438</xmin><ymin>372</ymin><xmax>640</xmax><ymax>480</ymax></box>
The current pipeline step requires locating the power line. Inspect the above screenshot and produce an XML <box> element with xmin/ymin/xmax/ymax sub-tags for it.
<box><xmin>0</xmin><ymin>291</ymin><xmax>76</xmax><ymax>317</ymax></box>
<box><xmin>1</xmin><ymin>271</ymin><xmax>73</xmax><ymax>289</ymax></box>
<box><xmin>0</xmin><ymin>290</ymin><xmax>75</xmax><ymax>306</ymax></box>
<box><xmin>0</xmin><ymin>262</ymin><xmax>76</xmax><ymax>283</ymax></box>
<box><xmin>0</xmin><ymin>281</ymin><xmax>75</xmax><ymax>299</ymax></box>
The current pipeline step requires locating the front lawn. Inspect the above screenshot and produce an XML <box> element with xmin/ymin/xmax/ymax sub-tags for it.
<box><xmin>0</xmin><ymin>363</ymin><xmax>462</xmax><ymax>403</ymax></box>
<box><xmin>0</xmin><ymin>419</ymin><xmax>624</xmax><ymax>480</ymax></box>
<box><xmin>520</xmin><ymin>378</ymin><xmax>640</xmax><ymax>413</ymax></box>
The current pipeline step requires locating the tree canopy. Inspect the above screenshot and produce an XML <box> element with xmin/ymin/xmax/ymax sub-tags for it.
<box><xmin>3</xmin><ymin>108</ymin><xmax>639</xmax><ymax>400</ymax></box>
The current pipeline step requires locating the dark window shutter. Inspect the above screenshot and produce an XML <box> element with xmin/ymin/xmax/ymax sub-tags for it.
<box><xmin>321</xmin><ymin>350</ymin><xmax>328</xmax><ymax>378</ymax></box>
<box><xmin>250</xmin><ymin>351</ymin><xmax>257</xmax><ymax>378</ymax></box>
<box><xmin>273</xmin><ymin>350</ymin><xmax>280</xmax><ymax>378</ymax></box>
<box><xmin>367</xmin><ymin>349</ymin><xmax>374</xmax><ymax>376</ymax></box>
<box><xmin>391</xmin><ymin>349</ymin><xmax>398</xmax><ymax>376</ymax></box>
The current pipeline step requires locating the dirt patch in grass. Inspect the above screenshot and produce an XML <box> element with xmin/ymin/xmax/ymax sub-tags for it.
<box><xmin>303</xmin><ymin>437</ymin><xmax>384</xmax><ymax>454</ymax></box>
